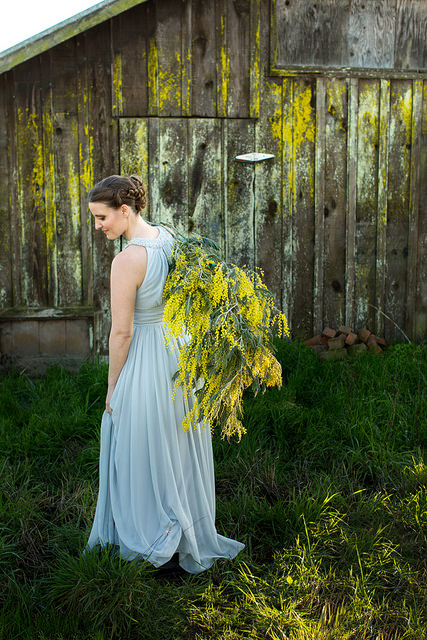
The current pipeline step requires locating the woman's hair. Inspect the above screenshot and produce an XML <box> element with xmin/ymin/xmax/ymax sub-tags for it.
<box><xmin>88</xmin><ymin>174</ymin><xmax>147</xmax><ymax>212</ymax></box>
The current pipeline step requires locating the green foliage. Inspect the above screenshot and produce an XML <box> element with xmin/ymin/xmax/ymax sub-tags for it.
<box><xmin>0</xmin><ymin>342</ymin><xmax>426</xmax><ymax>639</ymax></box>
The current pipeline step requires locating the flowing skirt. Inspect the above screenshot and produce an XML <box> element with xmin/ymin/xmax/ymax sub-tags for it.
<box><xmin>83</xmin><ymin>322</ymin><xmax>245</xmax><ymax>573</ymax></box>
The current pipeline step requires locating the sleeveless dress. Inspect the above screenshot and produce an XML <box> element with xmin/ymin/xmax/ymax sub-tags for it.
<box><xmin>83</xmin><ymin>225</ymin><xmax>245</xmax><ymax>573</ymax></box>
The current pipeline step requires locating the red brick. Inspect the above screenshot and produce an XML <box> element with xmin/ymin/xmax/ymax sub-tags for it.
<box><xmin>348</xmin><ymin>343</ymin><xmax>368</xmax><ymax>355</ymax></box>
<box><xmin>337</xmin><ymin>325</ymin><xmax>353</xmax><ymax>335</ymax></box>
<box><xmin>367</xmin><ymin>334</ymin><xmax>377</xmax><ymax>346</ymax></box>
<box><xmin>328</xmin><ymin>335</ymin><xmax>346</xmax><ymax>350</ymax></box>
<box><xmin>320</xmin><ymin>336</ymin><xmax>329</xmax><ymax>345</ymax></box>
<box><xmin>359</xmin><ymin>328</ymin><xmax>371</xmax><ymax>343</ymax></box>
<box><xmin>319</xmin><ymin>348</ymin><xmax>348</xmax><ymax>361</ymax></box>
<box><xmin>322</xmin><ymin>327</ymin><xmax>337</xmax><ymax>339</ymax></box>
<box><xmin>304</xmin><ymin>334</ymin><xmax>321</xmax><ymax>346</ymax></box>
<box><xmin>368</xmin><ymin>342</ymin><xmax>383</xmax><ymax>354</ymax></box>
<box><xmin>345</xmin><ymin>332</ymin><xmax>358</xmax><ymax>346</ymax></box>
<box><xmin>377</xmin><ymin>336</ymin><xmax>387</xmax><ymax>347</ymax></box>
<box><xmin>311</xmin><ymin>344</ymin><xmax>328</xmax><ymax>353</ymax></box>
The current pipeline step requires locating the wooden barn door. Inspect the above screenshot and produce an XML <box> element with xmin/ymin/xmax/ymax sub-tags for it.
<box><xmin>119</xmin><ymin>118</ymin><xmax>284</xmax><ymax>311</ymax></box>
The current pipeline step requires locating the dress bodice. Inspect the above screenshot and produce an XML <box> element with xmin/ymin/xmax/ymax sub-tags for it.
<box><xmin>124</xmin><ymin>225</ymin><xmax>175</xmax><ymax>325</ymax></box>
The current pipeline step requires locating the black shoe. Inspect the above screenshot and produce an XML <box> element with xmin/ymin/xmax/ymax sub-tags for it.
<box><xmin>154</xmin><ymin>553</ymin><xmax>187</xmax><ymax>578</ymax></box>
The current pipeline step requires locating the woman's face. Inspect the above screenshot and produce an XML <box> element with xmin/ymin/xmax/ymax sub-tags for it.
<box><xmin>89</xmin><ymin>202</ymin><xmax>127</xmax><ymax>240</ymax></box>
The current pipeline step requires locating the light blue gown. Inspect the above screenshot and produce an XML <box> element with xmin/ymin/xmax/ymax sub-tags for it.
<box><xmin>84</xmin><ymin>225</ymin><xmax>245</xmax><ymax>573</ymax></box>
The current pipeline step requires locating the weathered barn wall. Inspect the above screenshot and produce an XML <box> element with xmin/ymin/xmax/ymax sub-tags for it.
<box><xmin>0</xmin><ymin>0</ymin><xmax>426</xmax><ymax>370</ymax></box>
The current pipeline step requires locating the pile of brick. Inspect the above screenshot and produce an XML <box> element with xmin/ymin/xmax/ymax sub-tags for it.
<box><xmin>304</xmin><ymin>326</ymin><xmax>387</xmax><ymax>361</ymax></box>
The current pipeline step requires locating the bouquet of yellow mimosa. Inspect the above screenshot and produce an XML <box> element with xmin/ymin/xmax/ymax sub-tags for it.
<box><xmin>161</xmin><ymin>224</ymin><xmax>290</xmax><ymax>441</ymax></box>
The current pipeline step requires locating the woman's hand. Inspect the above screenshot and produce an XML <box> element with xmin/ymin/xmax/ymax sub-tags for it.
<box><xmin>105</xmin><ymin>384</ymin><xmax>115</xmax><ymax>414</ymax></box>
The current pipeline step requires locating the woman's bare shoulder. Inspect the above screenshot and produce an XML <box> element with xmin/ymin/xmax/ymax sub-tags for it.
<box><xmin>111</xmin><ymin>245</ymin><xmax>147</xmax><ymax>276</ymax></box>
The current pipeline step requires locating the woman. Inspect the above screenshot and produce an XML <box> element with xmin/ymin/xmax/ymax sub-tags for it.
<box><xmin>83</xmin><ymin>174</ymin><xmax>245</xmax><ymax>574</ymax></box>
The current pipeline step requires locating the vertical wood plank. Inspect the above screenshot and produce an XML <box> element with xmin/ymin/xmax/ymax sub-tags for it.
<box><xmin>323</xmin><ymin>78</ymin><xmax>348</xmax><ymax>330</ymax></box>
<box><xmin>253</xmin><ymin>0</ymin><xmax>283</xmax><ymax>309</ymax></box>
<box><xmin>313</xmin><ymin>77</ymin><xmax>326</xmax><ymax>335</ymax></box>
<box><xmin>414</xmin><ymin>80</ymin><xmax>427</xmax><ymax>340</ymax></box>
<box><xmin>53</xmin><ymin>113</ymin><xmax>82</xmax><ymax>306</ymax></box>
<box><xmin>119</xmin><ymin>118</ymin><xmax>150</xmax><ymax>219</ymax></box>
<box><xmin>224</xmin><ymin>119</ymin><xmax>255</xmax><ymax>267</ymax></box>
<box><xmin>289</xmin><ymin>78</ymin><xmax>316</xmax><ymax>339</ymax></box>
<box><xmin>147</xmin><ymin>117</ymin><xmax>161</xmax><ymax>221</ymax></box>
<box><xmin>225</xmin><ymin>0</ymin><xmax>250</xmax><ymax>117</ymax></box>
<box><xmin>188</xmin><ymin>118</ymin><xmax>224</xmax><ymax>249</ymax></box>
<box><xmin>345</xmin><ymin>77</ymin><xmax>358</xmax><ymax>330</ymax></box>
<box><xmin>148</xmin><ymin>0</ymin><xmax>184</xmax><ymax>117</ymax></box>
<box><xmin>354</xmin><ymin>79</ymin><xmax>379</xmax><ymax>332</ymax></box>
<box><xmin>14</xmin><ymin>62</ymin><xmax>48</xmax><ymax>307</ymax></box>
<box><xmin>40</xmin><ymin>74</ymin><xmax>57</xmax><ymax>307</ymax></box>
<box><xmin>76</xmin><ymin>33</ymin><xmax>94</xmax><ymax>308</ymax></box>
<box><xmin>147</xmin><ymin>1</ymin><xmax>159</xmax><ymax>116</ymax></box>
<box><xmin>375</xmin><ymin>78</ymin><xmax>390</xmax><ymax>337</ymax></box>
<box><xmin>0</xmin><ymin>73</ymin><xmax>11</xmax><ymax>308</ymax></box>
<box><xmin>85</xmin><ymin>22</ymin><xmax>119</xmax><ymax>357</ymax></box>
<box><xmin>111</xmin><ymin>49</ymin><xmax>124</xmax><ymax>118</ymax></box>
<box><xmin>157</xmin><ymin>118</ymin><xmax>189</xmax><ymax>233</ymax></box>
<box><xmin>111</xmin><ymin>3</ymin><xmax>150</xmax><ymax>117</ymax></box>
<box><xmin>216</xmin><ymin>0</ymin><xmax>229</xmax><ymax>118</ymax></box>
<box><xmin>181</xmin><ymin>0</ymin><xmax>192</xmax><ymax>116</ymax></box>
<box><xmin>254</xmin><ymin>77</ymin><xmax>283</xmax><ymax>307</ymax></box>
<box><xmin>191</xmin><ymin>0</ymin><xmax>217</xmax><ymax>116</ymax></box>
<box><xmin>249</xmin><ymin>0</ymin><xmax>261</xmax><ymax>119</ymax></box>
<box><xmin>385</xmin><ymin>79</ymin><xmax>412</xmax><ymax>342</ymax></box>
<box><xmin>46</xmin><ymin>40</ymin><xmax>82</xmax><ymax>308</ymax></box>
<box><xmin>406</xmin><ymin>80</ymin><xmax>423</xmax><ymax>339</ymax></box>
<box><xmin>6</xmin><ymin>69</ymin><xmax>20</xmax><ymax>306</ymax></box>
<box><xmin>281</xmin><ymin>77</ymin><xmax>294</xmax><ymax>330</ymax></box>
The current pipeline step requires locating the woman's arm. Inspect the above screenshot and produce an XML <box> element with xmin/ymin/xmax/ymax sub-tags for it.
<box><xmin>106</xmin><ymin>247</ymin><xmax>147</xmax><ymax>413</ymax></box>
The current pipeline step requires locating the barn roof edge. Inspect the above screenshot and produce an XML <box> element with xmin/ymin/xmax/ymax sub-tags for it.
<box><xmin>0</xmin><ymin>0</ymin><xmax>149</xmax><ymax>75</ymax></box>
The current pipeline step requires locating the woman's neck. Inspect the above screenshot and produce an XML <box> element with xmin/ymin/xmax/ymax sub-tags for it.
<box><xmin>124</xmin><ymin>215</ymin><xmax>158</xmax><ymax>241</ymax></box>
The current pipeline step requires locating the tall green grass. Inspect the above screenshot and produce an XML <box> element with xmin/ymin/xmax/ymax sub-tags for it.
<box><xmin>0</xmin><ymin>341</ymin><xmax>425</xmax><ymax>639</ymax></box>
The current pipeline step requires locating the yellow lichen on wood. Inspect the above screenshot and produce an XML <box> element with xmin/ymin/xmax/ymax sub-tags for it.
<box><xmin>249</xmin><ymin>0</ymin><xmax>261</xmax><ymax>118</ymax></box>
<box><xmin>269</xmin><ymin>81</ymin><xmax>283</xmax><ymax>145</ymax></box>
<box><xmin>112</xmin><ymin>53</ymin><xmax>123</xmax><ymax>116</ymax></box>
<box><xmin>358</xmin><ymin>83</ymin><xmax>380</xmax><ymax>148</ymax></box>
<box><xmin>148</xmin><ymin>38</ymin><xmax>159</xmax><ymax>114</ymax></box>
<box><xmin>42</xmin><ymin>102</ymin><xmax>57</xmax><ymax>285</ymax></box>
<box><xmin>67</xmin><ymin>137</ymin><xmax>83</xmax><ymax>289</ymax></box>
<box><xmin>181</xmin><ymin>42</ymin><xmax>192</xmax><ymax>116</ymax></box>
<box><xmin>357</xmin><ymin>82</ymin><xmax>380</xmax><ymax>208</ymax></box>
<box><xmin>135</xmin><ymin>121</ymin><xmax>149</xmax><ymax>216</ymax></box>
<box><xmin>217</xmin><ymin>15</ymin><xmax>229</xmax><ymax>117</ymax></box>
<box><xmin>398</xmin><ymin>84</ymin><xmax>413</xmax><ymax>137</ymax></box>
<box><xmin>15</xmin><ymin>107</ymin><xmax>46</xmax><ymax>302</ymax></box>
<box><xmin>280</xmin><ymin>81</ymin><xmax>315</xmax><ymax>214</ymax></box>
<box><xmin>378</xmin><ymin>79</ymin><xmax>390</xmax><ymax>231</ymax></box>
<box><xmin>16</xmin><ymin>109</ymin><xmax>45</xmax><ymax>226</ymax></box>
<box><xmin>148</xmin><ymin>36</ymin><xmax>183</xmax><ymax>114</ymax></box>
<box><xmin>68</xmin><ymin>124</ymin><xmax>81</xmax><ymax>234</ymax></box>
<box><xmin>78</xmin><ymin>86</ymin><xmax>94</xmax><ymax>228</ymax></box>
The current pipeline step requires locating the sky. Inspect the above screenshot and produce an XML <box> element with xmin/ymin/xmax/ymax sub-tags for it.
<box><xmin>0</xmin><ymin>0</ymin><xmax>103</xmax><ymax>53</ymax></box>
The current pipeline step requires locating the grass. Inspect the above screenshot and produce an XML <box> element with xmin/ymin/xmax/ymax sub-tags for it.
<box><xmin>0</xmin><ymin>340</ymin><xmax>426</xmax><ymax>639</ymax></box>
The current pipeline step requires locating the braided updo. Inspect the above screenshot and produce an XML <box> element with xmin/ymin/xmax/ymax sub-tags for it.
<box><xmin>88</xmin><ymin>174</ymin><xmax>147</xmax><ymax>212</ymax></box>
